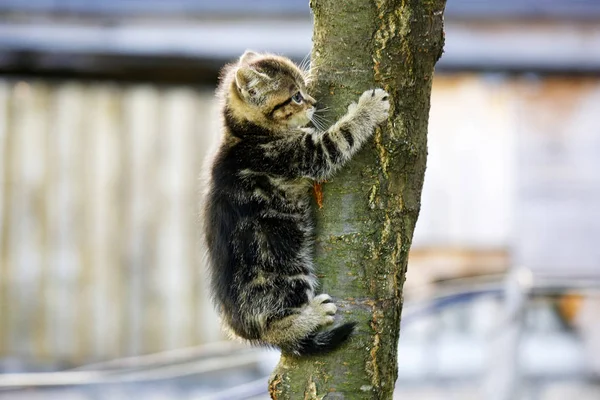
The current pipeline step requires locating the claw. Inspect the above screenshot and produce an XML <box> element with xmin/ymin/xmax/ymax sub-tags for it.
<box><xmin>382</xmin><ymin>95</ymin><xmax>389</xmax><ymax>101</ymax></box>
<box><xmin>371</xmin><ymin>89</ymin><xmax>376</xmax><ymax>97</ymax></box>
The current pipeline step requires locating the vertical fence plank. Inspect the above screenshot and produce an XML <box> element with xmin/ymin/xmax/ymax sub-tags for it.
<box><xmin>83</xmin><ymin>85</ymin><xmax>124</xmax><ymax>360</ymax></box>
<box><xmin>0</xmin><ymin>81</ymin><xmax>10</xmax><ymax>356</ymax></box>
<box><xmin>122</xmin><ymin>85</ymin><xmax>162</xmax><ymax>355</ymax></box>
<box><xmin>76</xmin><ymin>83</ymin><xmax>93</xmax><ymax>362</ymax></box>
<box><xmin>37</xmin><ymin>83</ymin><xmax>52</xmax><ymax>361</ymax></box>
<box><xmin>7</xmin><ymin>81</ymin><xmax>50</xmax><ymax>359</ymax></box>
<box><xmin>46</xmin><ymin>83</ymin><xmax>87</xmax><ymax>362</ymax></box>
<box><xmin>155</xmin><ymin>88</ymin><xmax>196</xmax><ymax>349</ymax></box>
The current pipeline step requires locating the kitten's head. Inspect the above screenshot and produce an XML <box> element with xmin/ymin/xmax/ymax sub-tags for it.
<box><xmin>229</xmin><ymin>50</ymin><xmax>316</xmax><ymax>129</ymax></box>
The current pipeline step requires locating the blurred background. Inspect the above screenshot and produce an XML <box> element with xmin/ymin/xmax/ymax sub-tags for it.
<box><xmin>0</xmin><ymin>0</ymin><xmax>599</xmax><ymax>399</ymax></box>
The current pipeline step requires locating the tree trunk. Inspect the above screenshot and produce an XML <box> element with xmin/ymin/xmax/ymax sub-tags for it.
<box><xmin>268</xmin><ymin>0</ymin><xmax>446</xmax><ymax>399</ymax></box>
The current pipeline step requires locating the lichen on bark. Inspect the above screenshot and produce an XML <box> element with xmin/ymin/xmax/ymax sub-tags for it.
<box><xmin>269</xmin><ymin>0</ymin><xmax>446</xmax><ymax>398</ymax></box>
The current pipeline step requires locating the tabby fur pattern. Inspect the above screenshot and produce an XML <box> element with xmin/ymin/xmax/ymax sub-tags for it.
<box><xmin>202</xmin><ymin>50</ymin><xmax>390</xmax><ymax>355</ymax></box>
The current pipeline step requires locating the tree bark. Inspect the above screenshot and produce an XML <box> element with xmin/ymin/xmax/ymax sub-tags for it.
<box><xmin>269</xmin><ymin>0</ymin><xmax>446</xmax><ymax>399</ymax></box>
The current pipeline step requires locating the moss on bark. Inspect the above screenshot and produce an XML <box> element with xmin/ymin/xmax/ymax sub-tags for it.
<box><xmin>269</xmin><ymin>0</ymin><xmax>446</xmax><ymax>398</ymax></box>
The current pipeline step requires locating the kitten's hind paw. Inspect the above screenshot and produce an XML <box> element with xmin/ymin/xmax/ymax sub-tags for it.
<box><xmin>310</xmin><ymin>294</ymin><xmax>337</xmax><ymax>324</ymax></box>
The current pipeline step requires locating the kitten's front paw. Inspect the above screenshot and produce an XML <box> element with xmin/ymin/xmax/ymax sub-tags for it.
<box><xmin>357</xmin><ymin>88</ymin><xmax>390</xmax><ymax>125</ymax></box>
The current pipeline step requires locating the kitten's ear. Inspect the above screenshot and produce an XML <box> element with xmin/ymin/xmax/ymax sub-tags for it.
<box><xmin>239</xmin><ymin>50</ymin><xmax>259</xmax><ymax>64</ymax></box>
<box><xmin>235</xmin><ymin>66</ymin><xmax>270</xmax><ymax>95</ymax></box>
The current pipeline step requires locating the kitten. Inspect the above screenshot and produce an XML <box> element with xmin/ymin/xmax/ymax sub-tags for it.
<box><xmin>202</xmin><ymin>50</ymin><xmax>390</xmax><ymax>356</ymax></box>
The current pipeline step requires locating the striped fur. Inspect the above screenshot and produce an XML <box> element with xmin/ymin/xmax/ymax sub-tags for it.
<box><xmin>202</xmin><ymin>51</ymin><xmax>389</xmax><ymax>355</ymax></box>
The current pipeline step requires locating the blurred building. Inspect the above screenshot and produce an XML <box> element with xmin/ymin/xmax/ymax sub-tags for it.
<box><xmin>0</xmin><ymin>2</ymin><xmax>599</xmax><ymax>398</ymax></box>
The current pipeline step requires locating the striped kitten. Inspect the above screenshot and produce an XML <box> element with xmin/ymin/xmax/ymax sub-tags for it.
<box><xmin>202</xmin><ymin>50</ymin><xmax>389</xmax><ymax>355</ymax></box>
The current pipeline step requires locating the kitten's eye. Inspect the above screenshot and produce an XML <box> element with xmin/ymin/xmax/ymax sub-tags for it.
<box><xmin>291</xmin><ymin>92</ymin><xmax>304</xmax><ymax>104</ymax></box>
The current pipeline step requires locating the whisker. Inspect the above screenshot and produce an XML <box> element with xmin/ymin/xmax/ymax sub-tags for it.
<box><xmin>304</xmin><ymin>52</ymin><xmax>312</xmax><ymax>66</ymax></box>
<box><xmin>311</xmin><ymin>114</ymin><xmax>331</xmax><ymax>131</ymax></box>
<box><xmin>312</xmin><ymin>116</ymin><xmax>329</xmax><ymax>126</ymax></box>
<box><xmin>304</xmin><ymin>62</ymin><xmax>323</xmax><ymax>82</ymax></box>
<box><xmin>312</xmin><ymin>112</ymin><xmax>331</xmax><ymax>123</ymax></box>
<box><xmin>298</xmin><ymin>52</ymin><xmax>312</xmax><ymax>75</ymax></box>
<box><xmin>305</xmin><ymin>63</ymin><xmax>321</xmax><ymax>75</ymax></box>
<box><xmin>311</xmin><ymin>116</ymin><xmax>320</xmax><ymax>128</ymax></box>
<box><xmin>311</xmin><ymin>117</ymin><xmax>325</xmax><ymax>132</ymax></box>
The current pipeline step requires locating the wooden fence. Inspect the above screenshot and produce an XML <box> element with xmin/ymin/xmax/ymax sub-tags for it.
<box><xmin>0</xmin><ymin>75</ymin><xmax>519</xmax><ymax>365</ymax></box>
<box><xmin>0</xmin><ymin>79</ymin><xmax>222</xmax><ymax>364</ymax></box>
<box><xmin>2</xmin><ymin>74</ymin><xmax>597</xmax><ymax>365</ymax></box>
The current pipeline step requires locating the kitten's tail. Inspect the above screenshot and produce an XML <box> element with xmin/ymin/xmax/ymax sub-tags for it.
<box><xmin>281</xmin><ymin>322</ymin><xmax>357</xmax><ymax>356</ymax></box>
